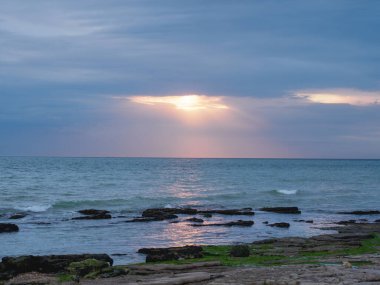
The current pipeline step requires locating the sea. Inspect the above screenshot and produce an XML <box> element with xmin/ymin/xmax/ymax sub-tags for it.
<box><xmin>1</xmin><ymin>157</ymin><xmax>379</xmax><ymax>264</ymax></box>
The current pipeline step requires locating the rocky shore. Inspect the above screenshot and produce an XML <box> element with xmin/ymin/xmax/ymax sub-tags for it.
<box><xmin>1</xmin><ymin>214</ymin><xmax>380</xmax><ymax>284</ymax></box>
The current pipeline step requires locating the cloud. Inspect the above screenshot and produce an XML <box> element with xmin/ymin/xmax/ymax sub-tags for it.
<box><xmin>295</xmin><ymin>89</ymin><xmax>380</xmax><ymax>106</ymax></box>
<box><xmin>127</xmin><ymin>95</ymin><xmax>228</xmax><ymax>111</ymax></box>
<box><xmin>1</xmin><ymin>1</ymin><xmax>380</xmax><ymax>157</ymax></box>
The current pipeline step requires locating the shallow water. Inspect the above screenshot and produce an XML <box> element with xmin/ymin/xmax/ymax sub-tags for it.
<box><xmin>1</xmin><ymin>157</ymin><xmax>380</xmax><ymax>264</ymax></box>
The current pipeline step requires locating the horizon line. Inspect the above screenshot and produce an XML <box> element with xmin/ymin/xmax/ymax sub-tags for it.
<box><xmin>0</xmin><ymin>155</ymin><xmax>379</xmax><ymax>160</ymax></box>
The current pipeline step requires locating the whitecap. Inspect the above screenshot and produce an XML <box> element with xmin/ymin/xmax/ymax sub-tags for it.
<box><xmin>275</xmin><ymin>189</ymin><xmax>298</xmax><ymax>195</ymax></box>
<box><xmin>15</xmin><ymin>205</ymin><xmax>51</xmax><ymax>212</ymax></box>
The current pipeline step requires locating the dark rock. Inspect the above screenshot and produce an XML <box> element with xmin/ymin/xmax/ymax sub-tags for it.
<box><xmin>201</xmin><ymin>213</ymin><xmax>212</xmax><ymax>218</ymax></box>
<box><xmin>72</xmin><ymin>213</ymin><xmax>112</xmax><ymax>220</ymax></box>
<box><xmin>260</xmin><ymin>207</ymin><xmax>301</xmax><ymax>214</ymax></box>
<box><xmin>125</xmin><ymin>214</ymin><xmax>178</xmax><ymax>223</ymax></box>
<box><xmin>0</xmin><ymin>254</ymin><xmax>113</xmax><ymax>280</ymax></box>
<box><xmin>268</xmin><ymin>222</ymin><xmax>290</xmax><ymax>228</ymax></box>
<box><xmin>230</xmin><ymin>245</ymin><xmax>250</xmax><ymax>257</ymax></box>
<box><xmin>336</xmin><ymin>220</ymin><xmax>356</xmax><ymax>225</ymax></box>
<box><xmin>78</xmin><ymin>209</ymin><xmax>110</xmax><ymax>215</ymax></box>
<box><xmin>198</xmin><ymin>209</ymin><xmax>254</xmax><ymax>216</ymax></box>
<box><xmin>375</xmin><ymin>219</ymin><xmax>380</xmax><ymax>223</ymax></box>
<box><xmin>186</xmin><ymin>217</ymin><xmax>204</xmax><ymax>223</ymax></box>
<box><xmin>138</xmin><ymin>245</ymin><xmax>203</xmax><ymax>262</ymax></box>
<box><xmin>140</xmin><ymin>208</ymin><xmax>194</xmax><ymax>222</ymax></box>
<box><xmin>192</xmin><ymin>220</ymin><xmax>254</xmax><ymax>227</ymax></box>
<box><xmin>0</xmin><ymin>223</ymin><xmax>19</xmax><ymax>233</ymax></box>
<box><xmin>9</xmin><ymin>213</ymin><xmax>28</xmax><ymax>220</ymax></box>
<box><xmin>263</xmin><ymin>221</ymin><xmax>269</xmax><ymax>224</ymax></box>
<box><xmin>295</xmin><ymin>219</ymin><xmax>314</xmax><ymax>223</ymax></box>
<box><xmin>339</xmin><ymin>210</ymin><xmax>380</xmax><ymax>215</ymax></box>
<box><xmin>142</xmin><ymin>208</ymin><xmax>197</xmax><ymax>218</ymax></box>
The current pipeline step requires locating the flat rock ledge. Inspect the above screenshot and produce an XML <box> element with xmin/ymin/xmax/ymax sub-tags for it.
<box><xmin>0</xmin><ymin>254</ymin><xmax>113</xmax><ymax>280</ymax></box>
<box><xmin>138</xmin><ymin>245</ymin><xmax>203</xmax><ymax>262</ymax></box>
<box><xmin>125</xmin><ymin>207</ymin><xmax>254</xmax><ymax>223</ymax></box>
<box><xmin>259</xmin><ymin>207</ymin><xmax>301</xmax><ymax>214</ymax></box>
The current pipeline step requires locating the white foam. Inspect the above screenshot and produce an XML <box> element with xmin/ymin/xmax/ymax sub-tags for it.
<box><xmin>276</xmin><ymin>189</ymin><xmax>298</xmax><ymax>195</ymax></box>
<box><xmin>15</xmin><ymin>205</ymin><xmax>51</xmax><ymax>212</ymax></box>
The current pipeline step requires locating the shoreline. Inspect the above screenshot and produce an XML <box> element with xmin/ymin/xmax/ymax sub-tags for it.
<box><xmin>2</xmin><ymin>221</ymin><xmax>380</xmax><ymax>284</ymax></box>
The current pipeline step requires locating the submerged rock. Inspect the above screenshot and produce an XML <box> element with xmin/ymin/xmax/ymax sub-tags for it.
<box><xmin>230</xmin><ymin>245</ymin><xmax>250</xmax><ymax>257</ymax></box>
<box><xmin>78</xmin><ymin>209</ymin><xmax>110</xmax><ymax>215</ymax></box>
<box><xmin>198</xmin><ymin>209</ymin><xmax>254</xmax><ymax>216</ymax></box>
<box><xmin>0</xmin><ymin>223</ymin><xmax>19</xmax><ymax>233</ymax></box>
<box><xmin>192</xmin><ymin>220</ymin><xmax>254</xmax><ymax>227</ymax></box>
<box><xmin>138</xmin><ymin>245</ymin><xmax>203</xmax><ymax>262</ymax></box>
<box><xmin>72</xmin><ymin>213</ymin><xmax>111</xmax><ymax>220</ymax></box>
<box><xmin>268</xmin><ymin>222</ymin><xmax>290</xmax><ymax>228</ymax></box>
<box><xmin>186</xmin><ymin>217</ymin><xmax>204</xmax><ymax>223</ymax></box>
<box><xmin>125</xmin><ymin>214</ymin><xmax>178</xmax><ymax>222</ymax></box>
<box><xmin>295</xmin><ymin>219</ymin><xmax>313</xmax><ymax>223</ymax></box>
<box><xmin>9</xmin><ymin>213</ymin><xmax>28</xmax><ymax>220</ymax></box>
<box><xmin>142</xmin><ymin>208</ymin><xmax>197</xmax><ymax>218</ymax></box>
<box><xmin>260</xmin><ymin>207</ymin><xmax>301</xmax><ymax>214</ymax></box>
<box><xmin>339</xmin><ymin>210</ymin><xmax>380</xmax><ymax>215</ymax></box>
<box><xmin>336</xmin><ymin>220</ymin><xmax>356</xmax><ymax>225</ymax></box>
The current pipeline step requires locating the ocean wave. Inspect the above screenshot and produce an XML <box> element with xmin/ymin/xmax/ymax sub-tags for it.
<box><xmin>271</xmin><ymin>189</ymin><xmax>298</xmax><ymax>195</ymax></box>
<box><xmin>14</xmin><ymin>205</ymin><xmax>51</xmax><ymax>212</ymax></box>
<box><xmin>52</xmin><ymin>199</ymin><xmax>129</xmax><ymax>209</ymax></box>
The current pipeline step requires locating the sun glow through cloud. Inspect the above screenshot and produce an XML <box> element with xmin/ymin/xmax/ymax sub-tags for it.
<box><xmin>295</xmin><ymin>89</ymin><xmax>380</xmax><ymax>106</ymax></box>
<box><xmin>128</xmin><ymin>95</ymin><xmax>229</xmax><ymax>111</ymax></box>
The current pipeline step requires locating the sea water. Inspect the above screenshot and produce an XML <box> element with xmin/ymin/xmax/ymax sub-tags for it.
<box><xmin>0</xmin><ymin>157</ymin><xmax>379</xmax><ymax>264</ymax></box>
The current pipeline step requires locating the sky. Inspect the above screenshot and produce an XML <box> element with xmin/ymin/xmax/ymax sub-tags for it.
<box><xmin>0</xmin><ymin>0</ymin><xmax>379</xmax><ymax>158</ymax></box>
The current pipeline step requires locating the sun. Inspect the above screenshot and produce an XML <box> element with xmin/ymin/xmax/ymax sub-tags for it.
<box><xmin>129</xmin><ymin>94</ymin><xmax>229</xmax><ymax>111</ymax></box>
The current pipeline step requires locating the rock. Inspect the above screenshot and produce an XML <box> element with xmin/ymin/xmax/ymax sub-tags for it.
<box><xmin>201</xmin><ymin>213</ymin><xmax>212</xmax><ymax>218</ymax></box>
<box><xmin>260</xmin><ymin>207</ymin><xmax>301</xmax><ymax>214</ymax></box>
<box><xmin>99</xmin><ymin>266</ymin><xmax>128</xmax><ymax>278</ymax></box>
<box><xmin>140</xmin><ymin>208</ymin><xmax>193</xmax><ymax>221</ymax></box>
<box><xmin>125</xmin><ymin>214</ymin><xmax>178</xmax><ymax>222</ymax></box>
<box><xmin>138</xmin><ymin>246</ymin><xmax>203</xmax><ymax>262</ymax></box>
<box><xmin>295</xmin><ymin>219</ymin><xmax>313</xmax><ymax>223</ymax></box>
<box><xmin>268</xmin><ymin>222</ymin><xmax>290</xmax><ymax>228</ymax></box>
<box><xmin>339</xmin><ymin>210</ymin><xmax>380</xmax><ymax>215</ymax></box>
<box><xmin>186</xmin><ymin>218</ymin><xmax>204</xmax><ymax>223</ymax></box>
<box><xmin>142</xmin><ymin>208</ymin><xmax>197</xmax><ymax>218</ymax></box>
<box><xmin>0</xmin><ymin>254</ymin><xmax>113</xmax><ymax>280</ymax></box>
<box><xmin>263</xmin><ymin>221</ymin><xmax>269</xmax><ymax>224</ymax></box>
<box><xmin>229</xmin><ymin>245</ymin><xmax>250</xmax><ymax>257</ymax></box>
<box><xmin>67</xmin><ymin>258</ymin><xmax>110</xmax><ymax>277</ymax></box>
<box><xmin>375</xmin><ymin>219</ymin><xmax>380</xmax><ymax>223</ymax></box>
<box><xmin>198</xmin><ymin>209</ymin><xmax>254</xmax><ymax>216</ymax></box>
<box><xmin>342</xmin><ymin>261</ymin><xmax>352</xmax><ymax>268</ymax></box>
<box><xmin>72</xmin><ymin>213</ymin><xmax>112</xmax><ymax>220</ymax></box>
<box><xmin>192</xmin><ymin>220</ymin><xmax>254</xmax><ymax>227</ymax></box>
<box><xmin>78</xmin><ymin>209</ymin><xmax>110</xmax><ymax>215</ymax></box>
<box><xmin>9</xmin><ymin>213</ymin><xmax>28</xmax><ymax>220</ymax></box>
<box><xmin>141</xmin><ymin>207</ymin><xmax>254</xmax><ymax>217</ymax></box>
<box><xmin>0</xmin><ymin>223</ymin><xmax>19</xmax><ymax>233</ymax></box>
<box><xmin>336</xmin><ymin>220</ymin><xmax>356</xmax><ymax>225</ymax></box>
